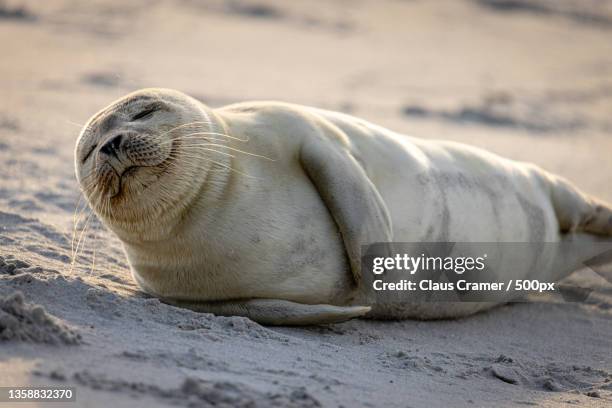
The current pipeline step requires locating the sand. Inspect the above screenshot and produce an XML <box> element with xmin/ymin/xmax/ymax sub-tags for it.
<box><xmin>0</xmin><ymin>0</ymin><xmax>611</xmax><ymax>407</ymax></box>
<box><xmin>0</xmin><ymin>290</ymin><xmax>81</xmax><ymax>345</ymax></box>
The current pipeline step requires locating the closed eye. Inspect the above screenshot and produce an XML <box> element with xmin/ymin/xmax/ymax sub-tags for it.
<box><xmin>132</xmin><ymin>107</ymin><xmax>158</xmax><ymax>121</ymax></box>
<box><xmin>82</xmin><ymin>144</ymin><xmax>97</xmax><ymax>163</ymax></box>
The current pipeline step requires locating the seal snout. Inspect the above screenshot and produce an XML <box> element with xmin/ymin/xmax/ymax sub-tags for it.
<box><xmin>96</xmin><ymin>133</ymin><xmax>130</xmax><ymax>197</ymax></box>
<box><xmin>97</xmin><ymin>162</ymin><xmax>121</xmax><ymax>198</ymax></box>
<box><xmin>93</xmin><ymin>130</ymin><xmax>172</xmax><ymax>200</ymax></box>
<box><xmin>99</xmin><ymin>133</ymin><xmax>124</xmax><ymax>158</ymax></box>
<box><xmin>97</xmin><ymin>131</ymin><xmax>168</xmax><ymax>170</ymax></box>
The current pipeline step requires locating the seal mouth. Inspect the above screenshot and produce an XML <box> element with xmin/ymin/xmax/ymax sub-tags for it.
<box><xmin>108</xmin><ymin>138</ymin><xmax>178</xmax><ymax>200</ymax></box>
<box><xmin>112</xmin><ymin>166</ymin><xmax>139</xmax><ymax>198</ymax></box>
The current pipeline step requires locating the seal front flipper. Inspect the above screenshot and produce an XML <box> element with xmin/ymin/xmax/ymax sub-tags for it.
<box><xmin>162</xmin><ymin>298</ymin><xmax>371</xmax><ymax>326</ymax></box>
<box><xmin>299</xmin><ymin>136</ymin><xmax>393</xmax><ymax>287</ymax></box>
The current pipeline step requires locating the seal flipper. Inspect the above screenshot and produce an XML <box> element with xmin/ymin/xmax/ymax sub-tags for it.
<box><xmin>544</xmin><ymin>171</ymin><xmax>612</xmax><ymax>236</ymax></box>
<box><xmin>162</xmin><ymin>298</ymin><xmax>371</xmax><ymax>326</ymax></box>
<box><xmin>299</xmin><ymin>136</ymin><xmax>393</xmax><ymax>287</ymax></box>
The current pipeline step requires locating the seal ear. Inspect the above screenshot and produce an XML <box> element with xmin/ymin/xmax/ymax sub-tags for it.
<box><xmin>300</xmin><ymin>136</ymin><xmax>393</xmax><ymax>288</ymax></box>
<box><xmin>162</xmin><ymin>298</ymin><xmax>371</xmax><ymax>326</ymax></box>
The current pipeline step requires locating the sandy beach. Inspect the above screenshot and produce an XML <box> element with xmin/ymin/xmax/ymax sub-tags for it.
<box><xmin>1</xmin><ymin>0</ymin><xmax>612</xmax><ymax>406</ymax></box>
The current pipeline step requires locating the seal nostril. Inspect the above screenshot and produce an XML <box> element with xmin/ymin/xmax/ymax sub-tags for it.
<box><xmin>100</xmin><ymin>134</ymin><xmax>123</xmax><ymax>157</ymax></box>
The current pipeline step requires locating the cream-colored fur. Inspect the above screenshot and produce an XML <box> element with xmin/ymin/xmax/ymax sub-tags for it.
<box><xmin>75</xmin><ymin>88</ymin><xmax>612</xmax><ymax>325</ymax></box>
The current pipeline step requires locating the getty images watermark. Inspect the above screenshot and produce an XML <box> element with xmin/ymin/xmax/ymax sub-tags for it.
<box><xmin>360</xmin><ymin>241</ymin><xmax>612</xmax><ymax>303</ymax></box>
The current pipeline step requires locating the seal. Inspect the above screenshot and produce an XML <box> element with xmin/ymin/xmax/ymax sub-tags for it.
<box><xmin>75</xmin><ymin>88</ymin><xmax>612</xmax><ymax>324</ymax></box>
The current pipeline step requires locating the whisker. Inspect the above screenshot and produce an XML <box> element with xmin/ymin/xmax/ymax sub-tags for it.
<box><xmin>166</xmin><ymin>153</ymin><xmax>256</xmax><ymax>179</ymax></box>
<box><xmin>178</xmin><ymin>143</ymin><xmax>275</xmax><ymax>161</ymax></box>
<box><xmin>169</xmin><ymin>131</ymin><xmax>249</xmax><ymax>143</ymax></box>
<box><xmin>156</xmin><ymin>121</ymin><xmax>211</xmax><ymax>138</ymax></box>
<box><xmin>70</xmin><ymin>209</ymin><xmax>95</xmax><ymax>272</ymax></box>
<box><xmin>157</xmin><ymin>135</ymin><xmax>229</xmax><ymax>147</ymax></box>
<box><xmin>176</xmin><ymin>148</ymin><xmax>236</xmax><ymax>159</ymax></box>
<box><xmin>66</xmin><ymin>119</ymin><xmax>85</xmax><ymax>128</ymax></box>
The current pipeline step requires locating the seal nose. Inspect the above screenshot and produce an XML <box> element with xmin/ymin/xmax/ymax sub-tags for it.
<box><xmin>100</xmin><ymin>134</ymin><xmax>123</xmax><ymax>157</ymax></box>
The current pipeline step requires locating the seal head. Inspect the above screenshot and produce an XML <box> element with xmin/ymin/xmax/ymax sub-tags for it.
<box><xmin>75</xmin><ymin>88</ymin><xmax>222</xmax><ymax>239</ymax></box>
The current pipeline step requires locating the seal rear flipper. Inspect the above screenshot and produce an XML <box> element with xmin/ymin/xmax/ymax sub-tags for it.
<box><xmin>299</xmin><ymin>135</ymin><xmax>393</xmax><ymax>288</ymax></box>
<box><xmin>162</xmin><ymin>298</ymin><xmax>371</xmax><ymax>326</ymax></box>
<box><xmin>544</xmin><ymin>171</ymin><xmax>612</xmax><ymax>236</ymax></box>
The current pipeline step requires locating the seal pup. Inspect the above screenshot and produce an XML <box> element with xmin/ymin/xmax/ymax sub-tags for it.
<box><xmin>75</xmin><ymin>88</ymin><xmax>612</xmax><ymax>324</ymax></box>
